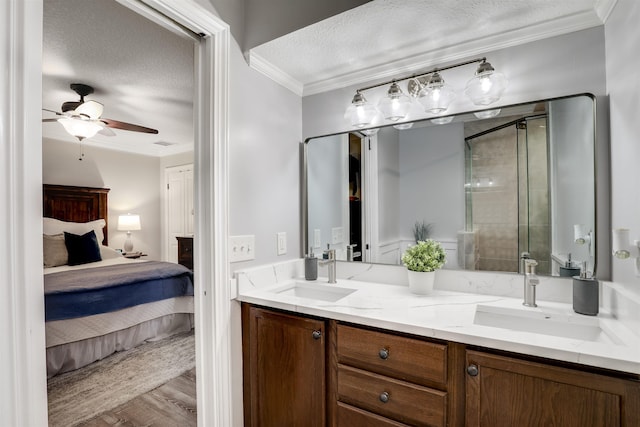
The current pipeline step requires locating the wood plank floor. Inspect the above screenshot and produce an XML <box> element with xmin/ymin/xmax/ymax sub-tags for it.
<box><xmin>76</xmin><ymin>368</ymin><xmax>196</xmax><ymax>427</ymax></box>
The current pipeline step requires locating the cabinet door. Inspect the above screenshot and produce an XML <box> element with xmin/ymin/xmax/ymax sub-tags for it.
<box><xmin>243</xmin><ymin>304</ymin><xmax>326</xmax><ymax>427</ymax></box>
<box><xmin>466</xmin><ymin>350</ymin><xmax>640</xmax><ymax>427</ymax></box>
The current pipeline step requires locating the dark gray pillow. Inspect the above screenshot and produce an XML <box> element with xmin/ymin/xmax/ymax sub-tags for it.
<box><xmin>64</xmin><ymin>230</ymin><xmax>102</xmax><ymax>266</ymax></box>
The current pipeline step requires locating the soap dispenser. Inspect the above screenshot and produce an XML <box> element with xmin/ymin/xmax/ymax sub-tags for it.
<box><xmin>305</xmin><ymin>247</ymin><xmax>318</xmax><ymax>281</ymax></box>
<box><xmin>559</xmin><ymin>253</ymin><xmax>581</xmax><ymax>277</ymax></box>
<box><xmin>572</xmin><ymin>262</ymin><xmax>599</xmax><ymax>316</ymax></box>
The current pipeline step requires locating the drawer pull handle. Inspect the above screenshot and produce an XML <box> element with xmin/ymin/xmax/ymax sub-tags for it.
<box><xmin>312</xmin><ymin>330</ymin><xmax>322</xmax><ymax>340</ymax></box>
<box><xmin>467</xmin><ymin>364</ymin><xmax>479</xmax><ymax>377</ymax></box>
<box><xmin>378</xmin><ymin>348</ymin><xmax>389</xmax><ymax>360</ymax></box>
<box><xmin>379</xmin><ymin>392</ymin><xmax>390</xmax><ymax>403</ymax></box>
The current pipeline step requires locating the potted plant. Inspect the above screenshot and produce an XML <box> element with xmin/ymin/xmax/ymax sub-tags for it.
<box><xmin>401</xmin><ymin>239</ymin><xmax>446</xmax><ymax>294</ymax></box>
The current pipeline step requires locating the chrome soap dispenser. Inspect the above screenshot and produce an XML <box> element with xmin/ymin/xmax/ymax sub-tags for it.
<box><xmin>572</xmin><ymin>262</ymin><xmax>599</xmax><ymax>316</ymax></box>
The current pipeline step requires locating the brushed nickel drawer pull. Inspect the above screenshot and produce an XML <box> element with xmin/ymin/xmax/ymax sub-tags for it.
<box><xmin>379</xmin><ymin>391</ymin><xmax>390</xmax><ymax>403</ymax></box>
<box><xmin>378</xmin><ymin>348</ymin><xmax>389</xmax><ymax>360</ymax></box>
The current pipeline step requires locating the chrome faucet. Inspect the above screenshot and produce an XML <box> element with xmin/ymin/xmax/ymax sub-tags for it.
<box><xmin>319</xmin><ymin>248</ymin><xmax>337</xmax><ymax>284</ymax></box>
<box><xmin>523</xmin><ymin>258</ymin><xmax>539</xmax><ymax>307</ymax></box>
<box><xmin>346</xmin><ymin>244</ymin><xmax>361</xmax><ymax>262</ymax></box>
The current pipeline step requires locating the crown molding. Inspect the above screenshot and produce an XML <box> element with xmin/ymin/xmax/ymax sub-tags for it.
<box><xmin>298</xmin><ymin>10</ymin><xmax>604</xmax><ymax>96</ymax></box>
<box><xmin>594</xmin><ymin>0</ymin><xmax>618</xmax><ymax>22</ymax></box>
<box><xmin>248</xmin><ymin>51</ymin><xmax>304</xmax><ymax>96</ymax></box>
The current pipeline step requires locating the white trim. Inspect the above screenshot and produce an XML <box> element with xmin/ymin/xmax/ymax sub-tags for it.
<box><xmin>1</xmin><ymin>1</ymin><xmax>48</xmax><ymax>425</ymax></box>
<box><xmin>594</xmin><ymin>0</ymin><xmax>618</xmax><ymax>22</ymax></box>
<box><xmin>248</xmin><ymin>50</ymin><xmax>304</xmax><ymax>96</ymax></box>
<box><xmin>302</xmin><ymin>10</ymin><xmax>603</xmax><ymax>96</ymax></box>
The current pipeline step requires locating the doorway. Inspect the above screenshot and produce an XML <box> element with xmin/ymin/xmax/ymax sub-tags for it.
<box><xmin>5</xmin><ymin>0</ymin><xmax>230</xmax><ymax>425</ymax></box>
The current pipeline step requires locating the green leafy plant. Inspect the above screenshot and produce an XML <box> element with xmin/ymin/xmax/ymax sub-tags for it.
<box><xmin>412</xmin><ymin>221</ymin><xmax>433</xmax><ymax>243</ymax></box>
<box><xmin>401</xmin><ymin>239</ymin><xmax>446</xmax><ymax>272</ymax></box>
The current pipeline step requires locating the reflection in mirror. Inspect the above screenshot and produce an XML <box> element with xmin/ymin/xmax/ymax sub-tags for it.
<box><xmin>304</xmin><ymin>94</ymin><xmax>596</xmax><ymax>277</ymax></box>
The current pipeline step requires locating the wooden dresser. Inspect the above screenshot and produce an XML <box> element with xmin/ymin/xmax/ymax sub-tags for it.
<box><xmin>176</xmin><ymin>236</ymin><xmax>193</xmax><ymax>270</ymax></box>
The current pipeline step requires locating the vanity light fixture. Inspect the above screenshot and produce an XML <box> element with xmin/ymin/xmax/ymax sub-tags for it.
<box><xmin>393</xmin><ymin>122</ymin><xmax>414</xmax><ymax>130</ymax></box>
<box><xmin>473</xmin><ymin>109</ymin><xmax>501</xmax><ymax>119</ymax></box>
<box><xmin>465</xmin><ymin>59</ymin><xmax>509</xmax><ymax>106</ymax></box>
<box><xmin>611</xmin><ymin>228</ymin><xmax>640</xmax><ymax>275</ymax></box>
<box><xmin>377</xmin><ymin>82</ymin><xmax>412</xmax><ymax>122</ymax></box>
<box><xmin>430</xmin><ymin>116</ymin><xmax>454</xmax><ymax>125</ymax></box>
<box><xmin>418</xmin><ymin>72</ymin><xmax>456</xmax><ymax>114</ymax></box>
<box><xmin>344</xmin><ymin>57</ymin><xmax>508</xmax><ymax>128</ymax></box>
<box><xmin>344</xmin><ymin>91</ymin><xmax>379</xmax><ymax>128</ymax></box>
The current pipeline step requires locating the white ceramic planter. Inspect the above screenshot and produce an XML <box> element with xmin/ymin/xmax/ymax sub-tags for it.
<box><xmin>407</xmin><ymin>270</ymin><xmax>436</xmax><ymax>294</ymax></box>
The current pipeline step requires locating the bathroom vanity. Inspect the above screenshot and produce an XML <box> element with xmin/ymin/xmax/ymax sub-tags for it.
<box><xmin>238</xmin><ymin>260</ymin><xmax>640</xmax><ymax>426</ymax></box>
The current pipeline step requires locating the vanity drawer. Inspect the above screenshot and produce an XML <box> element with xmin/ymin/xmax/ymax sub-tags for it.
<box><xmin>336</xmin><ymin>402</ymin><xmax>411</xmax><ymax>427</ymax></box>
<box><xmin>337</xmin><ymin>324</ymin><xmax>447</xmax><ymax>387</ymax></box>
<box><xmin>337</xmin><ymin>365</ymin><xmax>447</xmax><ymax>427</ymax></box>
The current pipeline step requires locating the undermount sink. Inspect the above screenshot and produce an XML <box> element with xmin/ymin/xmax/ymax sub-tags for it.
<box><xmin>271</xmin><ymin>281</ymin><xmax>357</xmax><ymax>303</ymax></box>
<box><xmin>473</xmin><ymin>304</ymin><xmax>623</xmax><ymax>345</ymax></box>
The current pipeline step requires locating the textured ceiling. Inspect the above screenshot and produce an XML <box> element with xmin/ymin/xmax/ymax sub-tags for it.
<box><xmin>43</xmin><ymin>0</ymin><xmax>614</xmax><ymax>156</ymax></box>
<box><xmin>42</xmin><ymin>0</ymin><xmax>195</xmax><ymax>157</ymax></box>
<box><xmin>251</xmin><ymin>0</ymin><xmax>612</xmax><ymax>95</ymax></box>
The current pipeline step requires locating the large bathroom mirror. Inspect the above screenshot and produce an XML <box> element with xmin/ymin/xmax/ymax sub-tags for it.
<box><xmin>303</xmin><ymin>94</ymin><xmax>596</xmax><ymax>277</ymax></box>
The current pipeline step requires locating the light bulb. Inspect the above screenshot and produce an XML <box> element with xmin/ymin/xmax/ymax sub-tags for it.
<box><xmin>345</xmin><ymin>92</ymin><xmax>379</xmax><ymax>128</ymax></box>
<box><xmin>378</xmin><ymin>82</ymin><xmax>412</xmax><ymax>122</ymax></box>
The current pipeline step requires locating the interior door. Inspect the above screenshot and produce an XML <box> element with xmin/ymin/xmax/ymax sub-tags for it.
<box><xmin>165</xmin><ymin>164</ymin><xmax>194</xmax><ymax>262</ymax></box>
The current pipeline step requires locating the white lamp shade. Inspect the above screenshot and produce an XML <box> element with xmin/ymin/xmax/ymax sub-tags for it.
<box><xmin>118</xmin><ymin>214</ymin><xmax>141</xmax><ymax>231</ymax></box>
<box><xmin>58</xmin><ymin>117</ymin><xmax>103</xmax><ymax>140</ymax></box>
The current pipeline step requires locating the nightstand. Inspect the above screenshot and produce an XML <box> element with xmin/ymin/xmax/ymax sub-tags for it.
<box><xmin>123</xmin><ymin>252</ymin><xmax>147</xmax><ymax>259</ymax></box>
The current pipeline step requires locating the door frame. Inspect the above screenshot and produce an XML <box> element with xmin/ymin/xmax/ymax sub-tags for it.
<box><xmin>2</xmin><ymin>0</ymin><xmax>231</xmax><ymax>425</ymax></box>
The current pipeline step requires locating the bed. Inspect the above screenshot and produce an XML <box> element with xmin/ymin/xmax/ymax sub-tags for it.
<box><xmin>43</xmin><ymin>184</ymin><xmax>194</xmax><ymax>378</ymax></box>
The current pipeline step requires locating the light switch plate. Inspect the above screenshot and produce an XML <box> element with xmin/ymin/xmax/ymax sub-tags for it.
<box><xmin>229</xmin><ymin>235</ymin><xmax>255</xmax><ymax>263</ymax></box>
<box><xmin>331</xmin><ymin>227</ymin><xmax>343</xmax><ymax>244</ymax></box>
<box><xmin>277</xmin><ymin>232</ymin><xmax>287</xmax><ymax>255</ymax></box>
<box><xmin>313</xmin><ymin>229</ymin><xmax>321</xmax><ymax>248</ymax></box>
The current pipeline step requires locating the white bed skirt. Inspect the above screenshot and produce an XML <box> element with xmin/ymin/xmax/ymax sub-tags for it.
<box><xmin>46</xmin><ymin>313</ymin><xmax>194</xmax><ymax>378</ymax></box>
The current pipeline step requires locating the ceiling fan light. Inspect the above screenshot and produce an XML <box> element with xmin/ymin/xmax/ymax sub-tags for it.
<box><xmin>58</xmin><ymin>117</ymin><xmax>103</xmax><ymax>141</ymax></box>
<box><xmin>75</xmin><ymin>100</ymin><xmax>104</xmax><ymax>120</ymax></box>
<box><xmin>465</xmin><ymin>60</ymin><xmax>508</xmax><ymax>106</ymax></box>
<box><xmin>418</xmin><ymin>72</ymin><xmax>456</xmax><ymax>114</ymax></box>
<box><xmin>345</xmin><ymin>92</ymin><xmax>379</xmax><ymax>128</ymax></box>
<box><xmin>378</xmin><ymin>82</ymin><xmax>412</xmax><ymax>122</ymax></box>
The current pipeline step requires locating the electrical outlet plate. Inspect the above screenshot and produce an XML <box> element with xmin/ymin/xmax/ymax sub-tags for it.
<box><xmin>277</xmin><ymin>232</ymin><xmax>287</xmax><ymax>255</ymax></box>
<box><xmin>229</xmin><ymin>235</ymin><xmax>255</xmax><ymax>263</ymax></box>
<box><xmin>313</xmin><ymin>229</ymin><xmax>321</xmax><ymax>248</ymax></box>
<box><xmin>331</xmin><ymin>227</ymin><xmax>343</xmax><ymax>244</ymax></box>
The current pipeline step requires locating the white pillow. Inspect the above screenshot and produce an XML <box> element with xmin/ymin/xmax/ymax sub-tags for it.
<box><xmin>43</xmin><ymin>218</ymin><xmax>106</xmax><ymax>244</ymax></box>
<box><xmin>100</xmin><ymin>245</ymin><xmax>123</xmax><ymax>259</ymax></box>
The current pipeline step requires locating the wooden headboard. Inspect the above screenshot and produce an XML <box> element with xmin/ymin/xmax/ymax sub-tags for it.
<box><xmin>43</xmin><ymin>184</ymin><xmax>110</xmax><ymax>245</ymax></box>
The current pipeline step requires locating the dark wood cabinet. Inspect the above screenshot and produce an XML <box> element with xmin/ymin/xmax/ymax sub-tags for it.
<box><xmin>242</xmin><ymin>304</ymin><xmax>326</xmax><ymax>427</ymax></box>
<box><xmin>465</xmin><ymin>350</ymin><xmax>640</xmax><ymax>427</ymax></box>
<box><xmin>176</xmin><ymin>236</ymin><xmax>193</xmax><ymax>270</ymax></box>
<box><xmin>240</xmin><ymin>303</ymin><xmax>639</xmax><ymax>427</ymax></box>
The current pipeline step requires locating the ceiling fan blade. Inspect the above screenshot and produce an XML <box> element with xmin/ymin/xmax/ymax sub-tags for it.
<box><xmin>98</xmin><ymin>126</ymin><xmax>116</xmax><ymax>137</ymax></box>
<box><xmin>43</xmin><ymin>108</ymin><xmax>64</xmax><ymax>116</ymax></box>
<box><xmin>100</xmin><ymin>118</ymin><xmax>158</xmax><ymax>134</ymax></box>
<box><xmin>42</xmin><ymin>118</ymin><xmax>60</xmax><ymax>123</ymax></box>
<box><xmin>75</xmin><ymin>100</ymin><xmax>104</xmax><ymax>120</ymax></box>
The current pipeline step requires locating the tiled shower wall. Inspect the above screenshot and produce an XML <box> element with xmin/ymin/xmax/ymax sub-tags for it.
<box><xmin>465</xmin><ymin>116</ymin><xmax>550</xmax><ymax>273</ymax></box>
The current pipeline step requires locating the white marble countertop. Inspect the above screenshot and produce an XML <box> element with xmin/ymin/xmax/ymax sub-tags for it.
<box><xmin>235</xmin><ymin>260</ymin><xmax>640</xmax><ymax>375</ymax></box>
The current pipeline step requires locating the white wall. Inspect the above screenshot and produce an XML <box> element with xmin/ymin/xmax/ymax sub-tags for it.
<box><xmin>42</xmin><ymin>138</ymin><xmax>162</xmax><ymax>259</ymax></box>
<box><xmin>399</xmin><ymin>123</ymin><xmax>465</xmax><ymax>242</ymax></box>
<box><xmin>227</xmin><ymin>38</ymin><xmax>302</xmax><ymax>270</ymax></box>
<box><xmin>606</xmin><ymin>0</ymin><xmax>640</xmax><ymax>294</ymax></box>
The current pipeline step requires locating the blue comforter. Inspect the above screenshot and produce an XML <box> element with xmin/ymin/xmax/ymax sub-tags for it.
<box><xmin>44</xmin><ymin>261</ymin><xmax>194</xmax><ymax>321</ymax></box>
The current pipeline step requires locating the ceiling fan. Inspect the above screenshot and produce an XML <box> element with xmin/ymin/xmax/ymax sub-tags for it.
<box><xmin>43</xmin><ymin>83</ymin><xmax>158</xmax><ymax>141</ymax></box>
